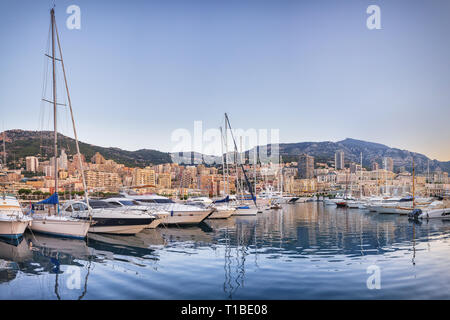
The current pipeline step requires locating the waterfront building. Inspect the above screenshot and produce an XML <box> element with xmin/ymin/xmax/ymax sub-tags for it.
<box><xmin>158</xmin><ymin>172</ymin><xmax>171</xmax><ymax>189</ymax></box>
<box><xmin>335</xmin><ymin>150</ymin><xmax>345</xmax><ymax>170</ymax></box>
<box><xmin>350</xmin><ymin>163</ymin><xmax>361</xmax><ymax>174</ymax></box>
<box><xmin>43</xmin><ymin>165</ymin><xmax>54</xmax><ymax>177</ymax></box>
<box><xmin>85</xmin><ymin>170</ymin><xmax>121</xmax><ymax>192</ymax></box>
<box><xmin>372</xmin><ymin>162</ymin><xmax>379</xmax><ymax>171</ymax></box>
<box><xmin>133</xmin><ymin>167</ymin><xmax>156</xmax><ymax>187</ymax></box>
<box><xmin>25</xmin><ymin>156</ymin><xmax>39</xmax><ymax>172</ymax></box>
<box><xmin>298</xmin><ymin>154</ymin><xmax>315</xmax><ymax>179</ymax></box>
<box><xmin>384</xmin><ymin>157</ymin><xmax>394</xmax><ymax>172</ymax></box>
<box><xmin>58</xmin><ymin>149</ymin><xmax>68</xmax><ymax>170</ymax></box>
<box><xmin>91</xmin><ymin>152</ymin><xmax>106</xmax><ymax>165</ymax></box>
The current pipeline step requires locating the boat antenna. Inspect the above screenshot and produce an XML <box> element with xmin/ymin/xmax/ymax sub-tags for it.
<box><xmin>54</xmin><ymin>11</ymin><xmax>90</xmax><ymax>211</ymax></box>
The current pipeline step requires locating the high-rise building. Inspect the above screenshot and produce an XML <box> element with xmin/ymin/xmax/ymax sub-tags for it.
<box><xmin>181</xmin><ymin>171</ymin><xmax>193</xmax><ymax>188</ymax></box>
<box><xmin>335</xmin><ymin>150</ymin><xmax>345</xmax><ymax>170</ymax></box>
<box><xmin>44</xmin><ymin>165</ymin><xmax>54</xmax><ymax>177</ymax></box>
<box><xmin>133</xmin><ymin>167</ymin><xmax>156</xmax><ymax>186</ymax></box>
<box><xmin>298</xmin><ymin>154</ymin><xmax>315</xmax><ymax>179</ymax></box>
<box><xmin>158</xmin><ymin>172</ymin><xmax>171</xmax><ymax>189</ymax></box>
<box><xmin>58</xmin><ymin>149</ymin><xmax>68</xmax><ymax>170</ymax></box>
<box><xmin>350</xmin><ymin>163</ymin><xmax>361</xmax><ymax>174</ymax></box>
<box><xmin>26</xmin><ymin>156</ymin><xmax>39</xmax><ymax>172</ymax></box>
<box><xmin>91</xmin><ymin>152</ymin><xmax>106</xmax><ymax>165</ymax></box>
<box><xmin>372</xmin><ymin>162</ymin><xmax>379</xmax><ymax>171</ymax></box>
<box><xmin>85</xmin><ymin>170</ymin><xmax>121</xmax><ymax>192</ymax></box>
<box><xmin>384</xmin><ymin>157</ymin><xmax>394</xmax><ymax>172</ymax></box>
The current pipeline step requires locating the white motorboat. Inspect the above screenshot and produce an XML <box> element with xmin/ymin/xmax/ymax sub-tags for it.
<box><xmin>270</xmin><ymin>202</ymin><xmax>282</xmax><ymax>210</ymax></box>
<box><xmin>186</xmin><ymin>197</ymin><xmax>213</xmax><ymax>206</ymax></box>
<box><xmin>208</xmin><ymin>205</ymin><xmax>236</xmax><ymax>219</ymax></box>
<box><xmin>346</xmin><ymin>201</ymin><xmax>367</xmax><ymax>209</ymax></box>
<box><xmin>104</xmin><ymin>197</ymin><xmax>167</xmax><ymax>228</ymax></box>
<box><xmin>323</xmin><ymin>198</ymin><xmax>337</xmax><ymax>206</ymax></box>
<box><xmin>0</xmin><ymin>195</ymin><xmax>32</xmax><ymax>239</ymax></box>
<box><xmin>204</xmin><ymin>196</ymin><xmax>236</xmax><ymax>219</ymax></box>
<box><xmin>233</xmin><ymin>204</ymin><xmax>258</xmax><ymax>216</ymax></box>
<box><xmin>296</xmin><ymin>197</ymin><xmax>309</xmax><ymax>203</ymax></box>
<box><xmin>365</xmin><ymin>197</ymin><xmax>404</xmax><ymax>213</ymax></box>
<box><xmin>125</xmin><ymin>193</ymin><xmax>214</xmax><ymax>226</ymax></box>
<box><xmin>66</xmin><ymin>200</ymin><xmax>155</xmax><ymax>235</ymax></box>
<box><xmin>408</xmin><ymin>207</ymin><xmax>450</xmax><ymax>220</ymax></box>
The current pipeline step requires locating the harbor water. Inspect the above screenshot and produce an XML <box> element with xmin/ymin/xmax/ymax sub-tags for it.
<box><xmin>0</xmin><ymin>203</ymin><xmax>449</xmax><ymax>300</ymax></box>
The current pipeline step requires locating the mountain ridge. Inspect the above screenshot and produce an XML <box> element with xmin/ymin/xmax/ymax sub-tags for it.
<box><xmin>0</xmin><ymin>129</ymin><xmax>172</xmax><ymax>167</ymax></box>
<box><xmin>1</xmin><ymin>130</ymin><xmax>449</xmax><ymax>173</ymax></box>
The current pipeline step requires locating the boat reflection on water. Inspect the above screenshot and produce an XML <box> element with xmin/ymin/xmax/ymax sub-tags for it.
<box><xmin>0</xmin><ymin>237</ymin><xmax>33</xmax><ymax>284</ymax></box>
<box><xmin>87</xmin><ymin>233</ymin><xmax>159</xmax><ymax>261</ymax></box>
<box><xmin>0</xmin><ymin>203</ymin><xmax>449</xmax><ymax>299</ymax></box>
<box><xmin>0</xmin><ymin>236</ymin><xmax>33</xmax><ymax>262</ymax></box>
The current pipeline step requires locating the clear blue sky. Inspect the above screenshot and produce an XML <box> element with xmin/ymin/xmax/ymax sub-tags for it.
<box><xmin>1</xmin><ymin>0</ymin><xmax>449</xmax><ymax>160</ymax></box>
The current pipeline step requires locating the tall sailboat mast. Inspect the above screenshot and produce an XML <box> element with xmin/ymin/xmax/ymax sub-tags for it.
<box><xmin>360</xmin><ymin>152</ymin><xmax>363</xmax><ymax>198</ymax></box>
<box><xmin>54</xmin><ymin>14</ymin><xmax>90</xmax><ymax>207</ymax></box>
<box><xmin>254</xmin><ymin>148</ymin><xmax>257</xmax><ymax>196</ymax></box>
<box><xmin>220</xmin><ymin>127</ymin><xmax>225</xmax><ymax>195</ymax></box>
<box><xmin>239</xmin><ymin>136</ymin><xmax>244</xmax><ymax>196</ymax></box>
<box><xmin>2</xmin><ymin>131</ymin><xmax>6</xmax><ymax>168</ymax></box>
<box><xmin>280</xmin><ymin>155</ymin><xmax>283</xmax><ymax>197</ymax></box>
<box><xmin>51</xmin><ymin>8</ymin><xmax>59</xmax><ymax>202</ymax></box>
<box><xmin>224</xmin><ymin>116</ymin><xmax>229</xmax><ymax>195</ymax></box>
<box><xmin>224</xmin><ymin>113</ymin><xmax>257</xmax><ymax>207</ymax></box>
<box><xmin>412</xmin><ymin>157</ymin><xmax>415</xmax><ymax>208</ymax></box>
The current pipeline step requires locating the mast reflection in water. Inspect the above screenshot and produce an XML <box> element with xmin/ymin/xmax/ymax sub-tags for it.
<box><xmin>0</xmin><ymin>203</ymin><xmax>449</xmax><ymax>299</ymax></box>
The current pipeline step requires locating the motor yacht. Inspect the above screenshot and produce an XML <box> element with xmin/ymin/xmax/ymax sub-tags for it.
<box><xmin>409</xmin><ymin>206</ymin><xmax>450</xmax><ymax>220</ymax></box>
<box><xmin>103</xmin><ymin>197</ymin><xmax>167</xmax><ymax>228</ymax></box>
<box><xmin>65</xmin><ymin>200</ymin><xmax>154</xmax><ymax>235</ymax></box>
<box><xmin>0</xmin><ymin>195</ymin><xmax>32</xmax><ymax>239</ymax></box>
<box><xmin>124</xmin><ymin>193</ymin><xmax>214</xmax><ymax>226</ymax></box>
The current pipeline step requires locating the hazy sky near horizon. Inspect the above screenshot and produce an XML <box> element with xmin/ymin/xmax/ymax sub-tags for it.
<box><xmin>0</xmin><ymin>0</ymin><xmax>449</xmax><ymax>160</ymax></box>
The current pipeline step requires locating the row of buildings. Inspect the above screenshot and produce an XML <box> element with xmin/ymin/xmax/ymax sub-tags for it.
<box><xmin>2</xmin><ymin>149</ymin><xmax>449</xmax><ymax>198</ymax></box>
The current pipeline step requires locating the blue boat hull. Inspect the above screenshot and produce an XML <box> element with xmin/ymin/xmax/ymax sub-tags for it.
<box><xmin>0</xmin><ymin>233</ymin><xmax>24</xmax><ymax>240</ymax></box>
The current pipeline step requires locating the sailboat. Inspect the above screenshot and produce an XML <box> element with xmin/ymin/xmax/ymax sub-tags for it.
<box><xmin>223</xmin><ymin>113</ymin><xmax>259</xmax><ymax>216</ymax></box>
<box><xmin>29</xmin><ymin>8</ymin><xmax>91</xmax><ymax>239</ymax></box>
<box><xmin>347</xmin><ymin>153</ymin><xmax>367</xmax><ymax>209</ymax></box>
<box><xmin>205</xmin><ymin>127</ymin><xmax>236</xmax><ymax>219</ymax></box>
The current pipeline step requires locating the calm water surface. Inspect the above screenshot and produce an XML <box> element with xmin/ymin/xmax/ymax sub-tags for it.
<box><xmin>1</xmin><ymin>203</ymin><xmax>449</xmax><ymax>299</ymax></box>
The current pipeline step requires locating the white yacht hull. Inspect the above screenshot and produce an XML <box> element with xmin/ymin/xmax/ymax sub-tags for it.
<box><xmin>347</xmin><ymin>201</ymin><xmax>366</xmax><ymax>209</ymax></box>
<box><xmin>29</xmin><ymin>218</ymin><xmax>90</xmax><ymax>239</ymax></box>
<box><xmin>373</xmin><ymin>206</ymin><xmax>398</xmax><ymax>214</ymax></box>
<box><xmin>419</xmin><ymin>208</ymin><xmax>450</xmax><ymax>219</ymax></box>
<box><xmin>233</xmin><ymin>207</ymin><xmax>258</xmax><ymax>216</ymax></box>
<box><xmin>161</xmin><ymin>210</ymin><xmax>213</xmax><ymax>225</ymax></box>
<box><xmin>0</xmin><ymin>220</ymin><xmax>30</xmax><ymax>239</ymax></box>
<box><xmin>88</xmin><ymin>224</ymin><xmax>147</xmax><ymax>234</ymax></box>
<box><xmin>323</xmin><ymin>199</ymin><xmax>337</xmax><ymax>206</ymax></box>
<box><xmin>145</xmin><ymin>219</ymin><xmax>162</xmax><ymax>229</ymax></box>
<box><xmin>208</xmin><ymin>209</ymin><xmax>235</xmax><ymax>219</ymax></box>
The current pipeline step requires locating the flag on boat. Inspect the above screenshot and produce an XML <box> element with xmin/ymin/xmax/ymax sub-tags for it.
<box><xmin>35</xmin><ymin>192</ymin><xmax>59</xmax><ymax>205</ymax></box>
<box><xmin>213</xmin><ymin>196</ymin><xmax>230</xmax><ymax>204</ymax></box>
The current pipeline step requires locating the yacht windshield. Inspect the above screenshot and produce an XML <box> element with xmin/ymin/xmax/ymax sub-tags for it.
<box><xmin>137</xmin><ymin>198</ymin><xmax>174</xmax><ymax>204</ymax></box>
<box><xmin>85</xmin><ymin>200</ymin><xmax>116</xmax><ymax>209</ymax></box>
<box><xmin>119</xmin><ymin>200</ymin><xmax>141</xmax><ymax>206</ymax></box>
